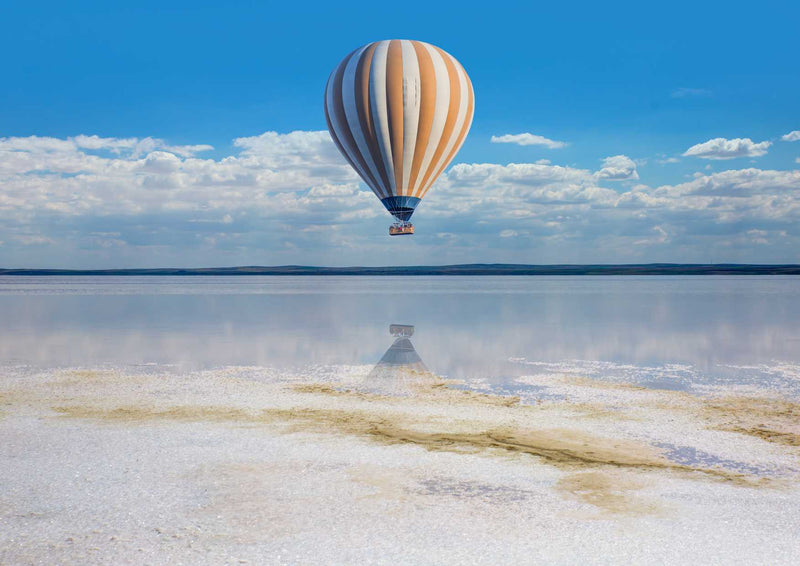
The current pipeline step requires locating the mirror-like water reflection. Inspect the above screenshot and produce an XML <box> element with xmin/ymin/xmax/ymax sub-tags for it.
<box><xmin>1</xmin><ymin>275</ymin><xmax>799</xmax><ymax>396</ymax></box>
<box><xmin>364</xmin><ymin>324</ymin><xmax>440</xmax><ymax>395</ymax></box>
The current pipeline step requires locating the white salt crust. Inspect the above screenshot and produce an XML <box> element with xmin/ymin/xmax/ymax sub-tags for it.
<box><xmin>1</xmin><ymin>365</ymin><xmax>799</xmax><ymax>565</ymax></box>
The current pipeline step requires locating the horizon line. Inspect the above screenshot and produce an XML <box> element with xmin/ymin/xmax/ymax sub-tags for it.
<box><xmin>2</xmin><ymin>263</ymin><xmax>800</xmax><ymax>276</ymax></box>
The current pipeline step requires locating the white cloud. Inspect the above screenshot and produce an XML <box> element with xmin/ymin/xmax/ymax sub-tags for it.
<box><xmin>163</xmin><ymin>144</ymin><xmax>214</xmax><ymax>158</ymax></box>
<box><xmin>434</xmin><ymin>164</ymin><xmax>799</xmax><ymax>261</ymax></box>
<box><xmin>441</xmin><ymin>163</ymin><xmax>618</xmax><ymax>212</ymax></box>
<box><xmin>72</xmin><ymin>135</ymin><xmax>139</xmax><ymax>152</ymax></box>
<box><xmin>746</xmin><ymin>229</ymin><xmax>769</xmax><ymax>245</ymax></box>
<box><xmin>2</xmin><ymin>131</ymin><xmax>799</xmax><ymax>266</ymax></box>
<box><xmin>595</xmin><ymin>155</ymin><xmax>639</xmax><ymax>181</ymax></box>
<box><xmin>441</xmin><ymin>163</ymin><xmax>800</xmax><ymax>229</ymax></box>
<box><xmin>0</xmin><ymin>130</ymin><xmax>372</xmax><ymax>252</ymax></box>
<box><xmin>634</xmin><ymin>225</ymin><xmax>669</xmax><ymax>246</ymax></box>
<box><xmin>0</xmin><ymin>134</ymin><xmax>214</xmax><ymax>161</ymax></box>
<box><xmin>781</xmin><ymin>131</ymin><xmax>800</xmax><ymax>142</ymax></box>
<box><xmin>671</xmin><ymin>88</ymin><xmax>712</xmax><ymax>99</ymax></box>
<box><xmin>683</xmin><ymin>137</ymin><xmax>771</xmax><ymax>160</ymax></box>
<box><xmin>490</xmin><ymin>133</ymin><xmax>567</xmax><ymax>149</ymax></box>
<box><xmin>14</xmin><ymin>235</ymin><xmax>57</xmax><ymax>246</ymax></box>
<box><xmin>233</xmin><ymin>130</ymin><xmax>345</xmax><ymax>167</ymax></box>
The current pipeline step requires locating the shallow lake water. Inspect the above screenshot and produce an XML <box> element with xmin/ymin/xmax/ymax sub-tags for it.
<box><xmin>1</xmin><ymin>275</ymin><xmax>799</xmax><ymax>396</ymax></box>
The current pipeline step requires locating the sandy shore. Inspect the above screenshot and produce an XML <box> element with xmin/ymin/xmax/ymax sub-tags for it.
<box><xmin>2</xmin><ymin>365</ymin><xmax>799</xmax><ymax>565</ymax></box>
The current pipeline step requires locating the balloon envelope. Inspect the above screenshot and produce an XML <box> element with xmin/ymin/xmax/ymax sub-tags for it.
<box><xmin>324</xmin><ymin>40</ymin><xmax>474</xmax><ymax>224</ymax></box>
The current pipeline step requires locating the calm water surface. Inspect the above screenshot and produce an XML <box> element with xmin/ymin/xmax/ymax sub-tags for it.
<box><xmin>1</xmin><ymin>276</ymin><xmax>798</xmax><ymax>395</ymax></box>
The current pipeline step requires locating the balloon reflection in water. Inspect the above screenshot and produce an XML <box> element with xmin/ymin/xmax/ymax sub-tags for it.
<box><xmin>364</xmin><ymin>324</ymin><xmax>441</xmax><ymax>395</ymax></box>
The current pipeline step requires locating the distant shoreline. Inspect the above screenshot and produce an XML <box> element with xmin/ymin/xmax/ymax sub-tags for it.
<box><xmin>2</xmin><ymin>264</ymin><xmax>800</xmax><ymax>276</ymax></box>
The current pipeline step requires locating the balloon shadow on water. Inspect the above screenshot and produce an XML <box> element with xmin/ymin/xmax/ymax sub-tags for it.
<box><xmin>363</xmin><ymin>324</ymin><xmax>442</xmax><ymax>396</ymax></box>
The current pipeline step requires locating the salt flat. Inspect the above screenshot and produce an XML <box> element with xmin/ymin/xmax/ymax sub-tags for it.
<box><xmin>2</xmin><ymin>276</ymin><xmax>799</xmax><ymax>564</ymax></box>
<box><xmin>2</xmin><ymin>364</ymin><xmax>799</xmax><ymax>565</ymax></box>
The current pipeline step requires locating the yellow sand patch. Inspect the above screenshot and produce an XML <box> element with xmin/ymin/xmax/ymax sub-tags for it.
<box><xmin>291</xmin><ymin>382</ymin><xmax>520</xmax><ymax>407</ymax></box>
<box><xmin>52</xmin><ymin>405</ymin><xmax>267</xmax><ymax>424</ymax></box>
<box><xmin>703</xmin><ymin>396</ymin><xmax>800</xmax><ymax>447</ymax></box>
<box><xmin>557</xmin><ymin>471</ymin><xmax>661</xmax><ymax>516</ymax></box>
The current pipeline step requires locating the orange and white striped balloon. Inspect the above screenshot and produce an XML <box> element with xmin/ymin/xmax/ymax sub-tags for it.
<box><xmin>324</xmin><ymin>39</ymin><xmax>474</xmax><ymax>224</ymax></box>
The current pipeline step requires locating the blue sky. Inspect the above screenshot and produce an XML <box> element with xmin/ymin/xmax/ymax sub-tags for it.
<box><xmin>1</xmin><ymin>0</ymin><xmax>799</xmax><ymax>267</ymax></box>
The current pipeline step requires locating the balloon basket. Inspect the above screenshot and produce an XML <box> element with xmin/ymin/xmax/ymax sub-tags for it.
<box><xmin>389</xmin><ymin>324</ymin><xmax>415</xmax><ymax>337</ymax></box>
<box><xmin>389</xmin><ymin>221</ymin><xmax>414</xmax><ymax>236</ymax></box>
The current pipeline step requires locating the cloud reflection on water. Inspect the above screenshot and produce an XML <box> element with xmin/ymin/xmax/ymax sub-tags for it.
<box><xmin>0</xmin><ymin>276</ymin><xmax>798</xmax><ymax>394</ymax></box>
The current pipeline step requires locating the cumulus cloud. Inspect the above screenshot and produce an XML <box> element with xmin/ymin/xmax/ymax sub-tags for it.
<box><xmin>233</xmin><ymin>130</ymin><xmax>344</xmax><ymax>166</ymax></box>
<box><xmin>595</xmin><ymin>155</ymin><xmax>639</xmax><ymax>181</ymax></box>
<box><xmin>1</xmin><ymin>131</ymin><xmax>799</xmax><ymax>266</ymax></box>
<box><xmin>683</xmin><ymin>137</ymin><xmax>771</xmax><ymax>160</ymax></box>
<box><xmin>634</xmin><ymin>225</ymin><xmax>669</xmax><ymax>246</ymax></box>
<box><xmin>0</xmin><ymin>135</ymin><xmax>213</xmax><ymax>161</ymax></box>
<box><xmin>0</xmin><ymin>131</ymin><xmax>376</xmax><ymax>265</ymax></box>
<box><xmin>0</xmin><ymin>131</ymin><xmax>360</xmax><ymax>214</ymax></box>
<box><xmin>490</xmin><ymin>133</ymin><xmax>567</xmax><ymax>149</ymax></box>
<box><xmin>433</xmin><ymin>163</ymin><xmax>799</xmax><ymax>261</ymax></box>
<box><xmin>781</xmin><ymin>131</ymin><xmax>800</xmax><ymax>142</ymax></box>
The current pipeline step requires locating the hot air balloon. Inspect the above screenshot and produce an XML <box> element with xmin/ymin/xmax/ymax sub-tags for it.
<box><xmin>324</xmin><ymin>40</ymin><xmax>474</xmax><ymax>236</ymax></box>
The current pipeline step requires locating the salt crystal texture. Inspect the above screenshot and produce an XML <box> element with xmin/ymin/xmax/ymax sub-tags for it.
<box><xmin>1</xmin><ymin>363</ymin><xmax>799</xmax><ymax>565</ymax></box>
